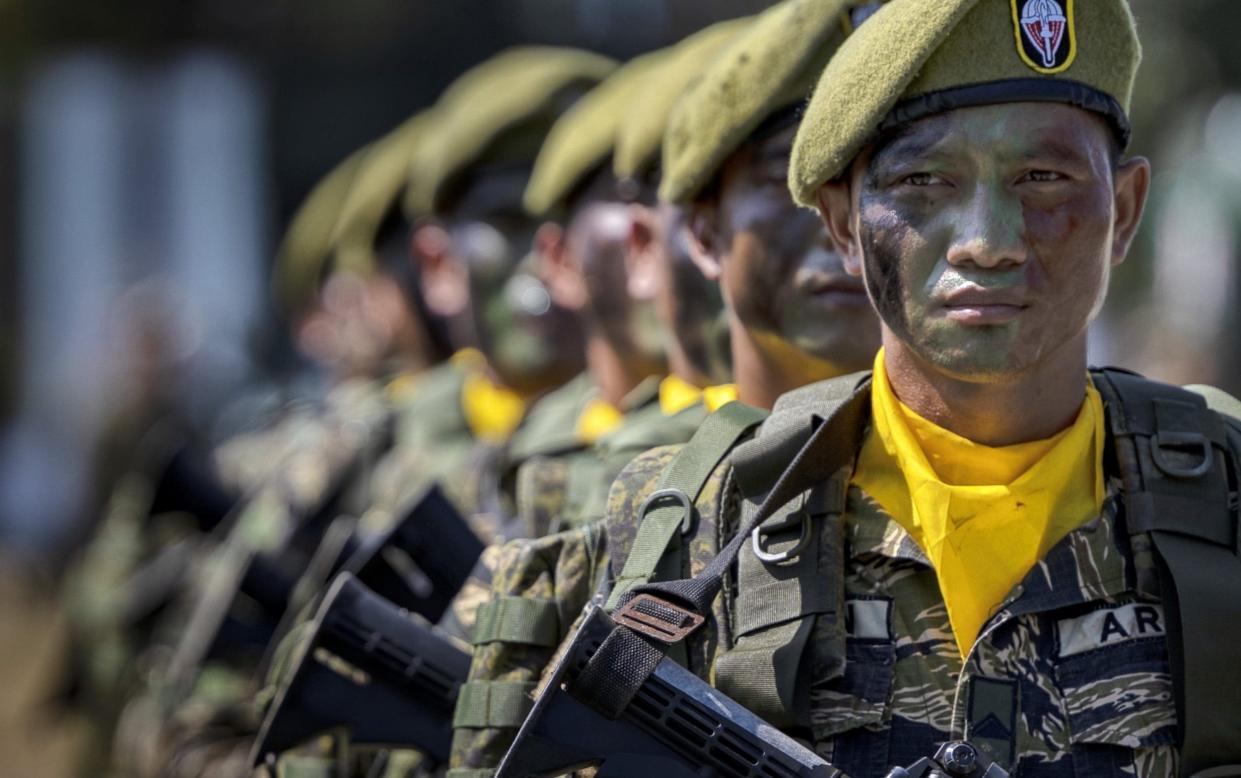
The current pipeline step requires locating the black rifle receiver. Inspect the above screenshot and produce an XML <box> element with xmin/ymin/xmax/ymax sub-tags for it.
<box><xmin>345</xmin><ymin>484</ymin><xmax>485</xmax><ymax>623</ymax></box>
<box><xmin>495</xmin><ymin>605</ymin><xmax>844</xmax><ymax>778</ymax></box>
<box><xmin>250</xmin><ymin>573</ymin><xmax>470</xmax><ymax>767</ymax></box>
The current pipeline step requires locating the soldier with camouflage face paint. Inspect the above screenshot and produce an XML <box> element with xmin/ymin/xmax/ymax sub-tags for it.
<box><xmin>368</xmin><ymin>48</ymin><xmax>619</xmax><ymax>539</ymax></box>
<box><xmin>446</xmin><ymin>7</ymin><xmax>883</xmax><ymax>772</ymax></box>
<box><xmin>241</xmin><ymin>48</ymin><xmax>623</xmax><ymax>778</ymax></box>
<box><xmin>583</xmin><ymin>0</ymin><xmax>1241</xmax><ymax>775</ymax></box>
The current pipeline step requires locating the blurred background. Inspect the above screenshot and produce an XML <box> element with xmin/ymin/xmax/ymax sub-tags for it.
<box><xmin>0</xmin><ymin>0</ymin><xmax>1238</xmax><ymax>565</ymax></box>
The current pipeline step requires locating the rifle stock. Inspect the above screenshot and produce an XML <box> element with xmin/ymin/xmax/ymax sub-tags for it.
<box><xmin>251</xmin><ymin>573</ymin><xmax>470</xmax><ymax>767</ymax></box>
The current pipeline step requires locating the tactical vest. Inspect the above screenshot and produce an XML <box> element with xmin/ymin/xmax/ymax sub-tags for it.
<box><xmin>605</xmin><ymin>369</ymin><xmax>1241</xmax><ymax>776</ymax></box>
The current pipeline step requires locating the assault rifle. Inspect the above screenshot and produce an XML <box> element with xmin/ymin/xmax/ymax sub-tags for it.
<box><xmin>163</xmin><ymin>405</ymin><xmax>394</xmax><ymax>695</ymax></box>
<box><xmin>496</xmin><ymin>606</ymin><xmax>1008</xmax><ymax>778</ymax></box>
<box><xmin>258</xmin><ymin>483</ymin><xmax>485</xmax><ymax>675</ymax></box>
<box><xmin>250</xmin><ymin>573</ymin><xmax>470</xmax><ymax>767</ymax></box>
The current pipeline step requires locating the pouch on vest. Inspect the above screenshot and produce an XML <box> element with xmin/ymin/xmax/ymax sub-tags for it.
<box><xmin>713</xmin><ymin>477</ymin><xmax>848</xmax><ymax>727</ymax></box>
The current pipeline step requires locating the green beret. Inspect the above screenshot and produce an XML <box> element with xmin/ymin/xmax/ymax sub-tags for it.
<box><xmin>332</xmin><ymin>111</ymin><xmax>433</xmax><ymax>276</ymax></box>
<box><xmin>659</xmin><ymin>0</ymin><xmax>855</xmax><ymax>204</ymax></box>
<box><xmin>790</xmin><ymin>0</ymin><xmax>1141</xmax><ymax>204</ymax></box>
<box><xmin>406</xmin><ymin>47</ymin><xmax>617</xmax><ymax>216</ymax></box>
<box><xmin>524</xmin><ymin>49</ymin><xmax>671</xmax><ymax>217</ymax></box>
<box><xmin>276</xmin><ymin>145</ymin><xmax>369</xmax><ymax>316</ymax></box>
<box><xmin>612</xmin><ymin>16</ymin><xmax>752</xmax><ymax>184</ymax></box>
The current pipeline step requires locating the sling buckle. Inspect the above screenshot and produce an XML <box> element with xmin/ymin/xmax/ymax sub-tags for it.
<box><xmin>1150</xmin><ymin>430</ymin><xmax>1214</xmax><ymax>479</ymax></box>
<box><xmin>613</xmin><ymin>593</ymin><xmax>705</xmax><ymax>643</ymax></box>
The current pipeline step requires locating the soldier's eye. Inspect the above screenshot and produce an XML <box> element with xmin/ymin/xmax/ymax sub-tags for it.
<box><xmin>1023</xmin><ymin>170</ymin><xmax>1063</xmax><ymax>183</ymax></box>
<box><xmin>902</xmin><ymin>172</ymin><xmax>944</xmax><ymax>186</ymax></box>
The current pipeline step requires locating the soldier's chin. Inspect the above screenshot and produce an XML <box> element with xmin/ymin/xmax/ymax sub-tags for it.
<box><xmin>912</xmin><ymin>333</ymin><xmax>1030</xmax><ymax>385</ymax></box>
<box><xmin>791</xmin><ymin>328</ymin><xmax>878</xmax><ymax>375</ymax></box>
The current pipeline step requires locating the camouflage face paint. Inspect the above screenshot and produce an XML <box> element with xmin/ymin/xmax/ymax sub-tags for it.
<box><xmin>718</xmin><ymin>125</ymin><xmax>880</xmax><ymax>373</ymax></box>
<box><xmin>854</xmin><ymin>103</ymin><xmax>1118</xmax><ymax>379</ymax></box>
<box><xmin>456</xmin><ymin>220</ymin><xmax>584</xmax><ymax>390</ymax></box>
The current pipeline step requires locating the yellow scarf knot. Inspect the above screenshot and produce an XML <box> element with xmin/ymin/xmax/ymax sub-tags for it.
<box><xmin>853</xmin><ymin>349</ymin><xmax>1105</xmax><ymax>658</ymax></box>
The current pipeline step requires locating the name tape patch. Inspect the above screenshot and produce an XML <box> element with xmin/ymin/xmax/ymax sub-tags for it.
<box><xmin>1056</xmin><ymin>602</ymin><xmax>1165</xmax><ymax>658</ymax></box>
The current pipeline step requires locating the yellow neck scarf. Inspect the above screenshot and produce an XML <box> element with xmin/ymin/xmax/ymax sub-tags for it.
<box><xmin>457</xmin><ymin>350</ymin><xmax>527</xmax><ymax>445</ymax></box>
<box><xmin>575</xmin><ymin>398</ymin><xmax>624</xmax><ymax>444</ymax></box>
<box><xmin>852</xmin><ymin>349</ymin><xmax>1105</xmax><ymax>658</ymax></box>
<box><xmin>658</xmin><ymin>375</ymin><xmax>740</xmax><ymax>416</ymax></box>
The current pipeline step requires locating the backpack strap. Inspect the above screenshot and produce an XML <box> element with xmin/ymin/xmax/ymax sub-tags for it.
<box><xmin>1093</xmin><ymin>368</ymin><xmax>1241</xmax><ymax>776</ymax></box>
<box><xmin>604</xmin><ymin>401</ymin><xmax>769</xmax><ymax>611</ymax></box>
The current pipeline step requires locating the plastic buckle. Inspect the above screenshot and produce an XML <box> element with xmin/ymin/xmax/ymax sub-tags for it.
<box><xmin>613</xmin><ymin>593</ymin><xmax>705</xmax><ymax>644</ymax></box>
<box><xmin>1150</xmin><ymin>430</ymin><xmax>1213</xmax><ymax>479</ymax></box>
<box><xmin>638</xmin><ymin>488</ymin><xmax>696</xmax><ymax>536</ymax></box>
<box><xmin>751</xmin><ymin>509</ymin><xmax>813</xmax><ymax>564</ymax></box>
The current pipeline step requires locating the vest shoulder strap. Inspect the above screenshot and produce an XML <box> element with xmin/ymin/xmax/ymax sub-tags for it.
<box><xmin>1092</xmin><ymin>367</ymin><xmax>1241</xmax><ymax>775</ymax></box>
<box><xmin>605</xmin><ymin>401</ymin><xmax>768</xmax><ymax>610</ymax></box>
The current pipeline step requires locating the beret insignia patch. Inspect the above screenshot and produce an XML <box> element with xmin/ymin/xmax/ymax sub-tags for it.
<box><xmin>1012</xmin><ymin>0</ymin><xmax>1076</xmax><ymax>74</ymax></box>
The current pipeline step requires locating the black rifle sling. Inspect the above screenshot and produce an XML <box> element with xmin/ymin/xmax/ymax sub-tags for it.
<box><xmin>573</xmin><ymin>383</ymin><xmax>870</xmax><ymax>720</ymax></box>
<box><xmin>1093</xmin><ymin>368</ymin><xmax>1241</xmax><ymax>776</ymax></box>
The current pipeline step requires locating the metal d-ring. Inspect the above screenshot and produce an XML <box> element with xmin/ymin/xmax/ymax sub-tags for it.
<box><xmin>751</xmin><ymin>509</ymin><xmax>814</xmax><ymax>564</ymax></box>
<box><xmin>1150</xmin><ymin>430</ymin><xmax>1214</xmax><ymax>479</ymax></box>
<box><xmin>638</xmin><ymin>488</ymin><xmax>696</xmax><ymax>535</ymax></box>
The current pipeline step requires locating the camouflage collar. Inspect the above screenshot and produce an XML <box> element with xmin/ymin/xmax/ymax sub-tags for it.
<box><xmin>845</xmin><ymin>487</ymin><xmax>932</xmax><ymax>567</ymax></box>
<box><xmin>991</xmin><ymin>487</ymin><xmax>1132</xmax><ymax>622</ymax></box>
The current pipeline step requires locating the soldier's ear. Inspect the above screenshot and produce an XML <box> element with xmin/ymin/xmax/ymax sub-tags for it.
<box><xmin>816</xmin><ymin>181</ymin><xmax>863</xmax><ymax>277</ymax></box>
<box><xmin>685</xmin><ymin>200</ymin><xmax>723</xmax><ymax>281</ymax></box>
<box><xmin>535</xmin><ymin>221</ymin><xmax>587</xmax><ymax>311</ymax></box>
<box><xmin>411</xmin><ymin>223</ymin><xmax>469</xmax><ymax>317</ymax></box>
<box><xmin>1111</xmin><ymin>155</ymin><xmax>1150</xmax><ymax>267</ymax></box>
<box><xmin>625</xmin><ymin>204</ymin><xmax>661</xmax><ymax>302</ymax></box>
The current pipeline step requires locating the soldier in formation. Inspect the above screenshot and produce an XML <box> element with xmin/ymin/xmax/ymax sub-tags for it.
<box><xmin>56</xmin><ymin>1</ymin><xmax>1241</xmax><ymax>777</ymax></box>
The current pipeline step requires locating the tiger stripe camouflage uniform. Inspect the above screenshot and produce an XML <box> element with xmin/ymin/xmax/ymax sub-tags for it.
<box><xmin>595</xmin><ymin>370</ymin><xmax>1241</xmax><ymax>776</ymax></box>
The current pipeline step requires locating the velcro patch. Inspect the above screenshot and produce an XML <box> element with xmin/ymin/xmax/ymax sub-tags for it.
<box><xmin>1056</xmin><ymin>602</ymin><xmax>1166</xmax><ymax>658</ymax></box>
<box><xmin>845</xmin><ymin>598</ymin><xmax>892</xmax><ymax>640</ymax></box>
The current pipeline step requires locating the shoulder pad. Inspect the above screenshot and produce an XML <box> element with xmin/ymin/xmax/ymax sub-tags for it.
<box><xmin>733</xmin><ymin>371</ymin><xmax>871</xmax><ymax>499</ymax></box>
<box><xmin>1184</xmin><ymin>384</ymin><xmax>1241</xmax><ymax>425</ymax></box>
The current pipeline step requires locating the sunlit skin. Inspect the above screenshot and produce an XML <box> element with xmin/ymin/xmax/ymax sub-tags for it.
<box><xmin>539</xmin><ymin>201</ymin><xmax>667</xmax><ymax>408</ymax></box>
<box><xmin>817</xmin><ymin>103</ymin><xmax>1150</xmax><ymax>445</ymax></box>
<box><xmin>689</xmin><ymin>124</ymin><xmax>881</xmax><ymax>409</ymax></box>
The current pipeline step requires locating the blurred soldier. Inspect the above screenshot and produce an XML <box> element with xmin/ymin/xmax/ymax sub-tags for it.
<box><xmin>370</xmin><ymin>48</ymin><xmax>617</xmax><ymax>539</ymax></box>
<box><xmin>530</xmin><ymin>0</ymin><xmax>1241</xmax><ymax>774</ymax></box>
<box><xmin>254</xmin><ymin>48</ymin><xmax>617</xmax><ymax>778</ymax></box>
<box><xmin>60</xmin><ymin>143</ymin><xmax>373</xmax><ymax>778</ymax></box>
<box><xmin>444</xmin><ymin>6</ymin><xmax>876</xmax><ymax>769</ymax></box>
<box><xmin>109</xmin><ymin>125</ymin><xmax>428</xmax><ymax>777</ymax></box>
